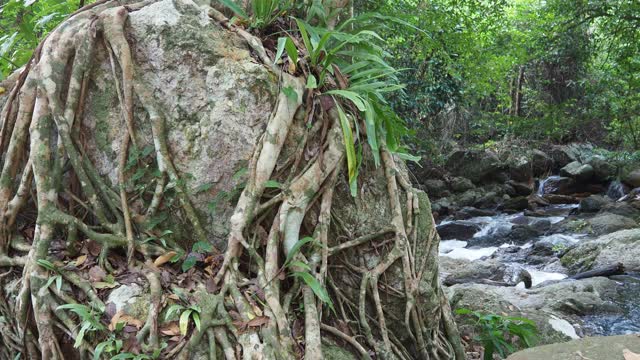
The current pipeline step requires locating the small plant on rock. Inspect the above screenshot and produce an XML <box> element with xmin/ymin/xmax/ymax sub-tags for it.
<box><xmin>456</xmin><ymin>308</ymin><xmax>538</xmax><ymax>360</ymax></box>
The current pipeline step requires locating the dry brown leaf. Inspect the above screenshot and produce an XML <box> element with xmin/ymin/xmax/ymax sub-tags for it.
<box><xmin>119</xmin><ymin>315</ymin><xmax>143</xmax><ymax>329</ymax></box>
<box><xmin>160</xmin><ymin>322</ymin><xmax>180</xmax><ymax>336</ymax></box>
<box><xmin>246</xmin><ymin>316</ymin><xmax>269</xmax><ymax>328</ymax></box>
<box><xmin>88</xmin><ymin>266</ymin><xmax>106</xmax><ymax>282</ymax></box>
<box><xmin>167</xmin><ymin>294</ymin><xmax>180</xmax><ymax>300</ymax></box>
<box><xmin>154</xmin><ymin>251</ymin><xmax>177</xmax><ymax>267</ymax></box>
<box><xmin>624</xmin><ymin>349</ymin><xmax>640</xmax><ymax>360</ymax></box>
<box><xmin>75</xmin><ymin>255</ymin><xmax>88</xmax><ymax>267</ymax></box>
<box><xmin>108</xmin><ymin>310</ymin><xmax>124</xmax><ymax>331</ymax></box>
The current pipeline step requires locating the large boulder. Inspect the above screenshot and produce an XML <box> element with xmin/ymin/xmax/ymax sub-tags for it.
<box><xmin>561</xmin><ymin>229</ymin><xmax>640</xmax><ymax>273</ymax></box>
<box><xmin>587</xmin><ymin>156</ymin><xmax>616</xmax><ymax>182</ymax></box>
<box><xmin>446</xmin><ymin>149</ymin><xmax>503</xmax><ymax>183</ymax></box>
<box><xmin>448</xmin><ymin>277</ymin><xmax>622</xmax><ymax>346</ymax></box>
<box><xmin>587</xmin><ymin>214</ymin><xmax>637</xmax><ymax>236</ymax></box>
<box><xmin>449</xmin><ymin>176</ymin><xmax>475</xmax><ymax>192</ymax></box>
<box><xmin>507</xmin><ymin>335</ymin><xmax>640</xmax><ymax>360</ymax></box>
<box><xmin>622</xmin><ymin>169</ymin><xmax>640</xmax><ymax>188</ymax></box>
<box><xmin>501</xmin><ymin>196</ymin><xmax>530</xmax><ymax>212</ymax></box>
<box><xmin>531</xmin><ymin>150</ymin><xmax>553</xmax><ymax>176</ymax></box>
<box><xmin>423</xmin><ymin>179</ymin><xmax>448</xmax><ymax>198</ymax></box>
<box><xmin>83</xmin><ymin>1</ymin><xmax>279</xmax><ymax>248</ymax></box>
<box><xmin>579</xmin><ymin>195</ymin><xmax>611</xmax><ymax>213</ymax></box>
<box><xmin>560</xmin><ymin>161</ymin><xmax>594</xmax><ymax>182</ymax></box>
<box><xmin>437</xmin><ymin>221</ymin><xmax>482</xmax><ymax>240</ymax></box>
<box><xmin>539</xmin><ymin>176</ymin><xmax>576</xmax><ymax>195</ymax></box>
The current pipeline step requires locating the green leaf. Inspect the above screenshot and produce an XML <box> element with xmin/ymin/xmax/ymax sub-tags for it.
<box><xmin>217</xmin><ymin>0</ymin><xmax>247</xmax><ymax>19</ymax></box>
<box><xmin>192</xmin><ymin>312</ymin><xmax>201</xmax><ymax>332</ymax></box>
<box><xmin>263</xmin><ymin>179</ymin><xmax>282</xmax><ymax>188</ymax></box>
<box><xmin>192</xmin><ymin>241</ymin><xmax>213</xmax><ymax>253</ymax></box>
<box><xmin>165</xmin><ymin>304</ymin><xmax>185</xmax><ymax>321</ymax></box>
<box><xmin>326</xmin><ymin>90</ymin><xmax>367</xmax><ymax>111</ymax></box>
<box><xmin>282</xmin><ymin>86</ymin><xmax>298</xmax><ymax>101</ymax></box>
<box><xmin>306</xmin><ymin>74</ymin><xmax>318</xmax><ymax>89</ymax></box>
<box><xmin>275</xmin><ymin>37</ymin><xmax>288</xmax><ymax>64</ymax></box>
<box><xmin>94</xmin><ymin>340</ymin><xmax>110</xmax><ymax>360</ymax></box>
<box><xmin>284</xmin><ymin>236</ymin><xmax>314</xmax><ymax>266</ymax></box>
<box><xmin>181</xmin><ymin>255</ymin><xmax>198</xmax><ymax>272</ymax></box>
<box><xmin>294</xmin><ymin>18</ymin><xmax>313</xmax><ymax>63</ymax></box>
<box><xmin>287</xmin><ymin>261</ymin><xmax>311</xmax><ymax>271</ymax></box>
<box><xmin>37</xmin><ymin>259</ymin><xmax>57</xmax><ymax>272</ymax></box>
<box><xmin>284</xmin><ymin>37</ymin><xmax>298</xmax><ymax>65</ymax></box>
<box><xmin>334</xmin><ymin>102</ymin><xmax>357</xmax><ymax>197</ymax></box>
<box><xmin>179</xmin><ymin>309</ymin><xmax>192</xmax><ymax>336</ymax></box>
<box><xmin>293</xmin><ymin>271</ymin><xmax>333</xmax><ymax>310</ymax></box>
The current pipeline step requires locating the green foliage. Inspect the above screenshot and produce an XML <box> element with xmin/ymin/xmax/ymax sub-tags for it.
<box><xmin>57</xmin><ymin>303</ymin><xmax>105</xmax><ymax>348</ymax></box>
<box><xmin>456</xmin><ymin>308</ymin><xmax>538</xmax><ymax>360</ymax></box>
<box><xmin>165</xmin><ymin>303</ymin><xmax>202</xmax><ymax>336</ymax></box>
<box><xmin>0</xmin><ymin>0</ymin><xmax>89</xmax><ymax>78</ymax></box>
<box><xmin>218</xmin><ymin>0</ymin><xmax>294</xmax><ymax>29</ymax></box>
<box><xmin>281</xmin><ymin>13</ymin><xmax>416</xmax><ymax>195</ymax></box>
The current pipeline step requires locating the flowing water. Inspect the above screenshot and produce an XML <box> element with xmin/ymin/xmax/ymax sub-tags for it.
<box><xmin>438</xmin><ymin>179</ymin><xmax>638</xmax><ymax>336</ymax></box>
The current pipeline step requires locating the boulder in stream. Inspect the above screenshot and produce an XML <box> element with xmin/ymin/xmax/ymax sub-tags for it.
<box><xmin>561</xmin><ymin>228</ymin><xmax>640</xmax><ymax>273</ymax></box>
<box><xmin>437</xmin><ymin>221</ymin><xmax>482</xmax><ymax>240</ymax></box>
<box><xmin>560</xmin><ymin>161</ymin><xmax>594</xmax><ymax>182</ymax></box>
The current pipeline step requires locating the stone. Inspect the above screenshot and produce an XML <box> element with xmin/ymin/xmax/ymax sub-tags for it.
<box><xmin>623</xmin><ymin>169</ymin><xmax>640</xmax><ymax>188</ymax></box>
<box><xmin>507</xmin><ymin>335</ymin><xmax>640</xmax><ymax>360</ymax></box>
<box><xmin>543</xmin><ymin>194</ymin><xmax>579</xmax><ymax>204</ymax></box>
<box><xmin>508</xmin><ymin>156</ymin><xmax>533</xmax><ymax>183</ymax></box>
<box><xmin>507</xmin><ymin>180</ymin><xmax>533</xmax><ymax>196</ymax></box>
<box><xmin>540</xmin><ymin>176</ymin><xmax>576</xmax><ymax>195</ymax></box>
<box><xmin>579</xmin><ymin>195</ymin><xmax>611</xmax><ymax>213</ymax></box>
<box><xmin>449</xmin><ymin>176</ymin><xmax>475</xmax><ymax>192</ymax></box>
<box><xmin>587</xmin><ymin>156</ymin><xmax>615</xmax><ymax>182</ymax></box>
<box><xmin>437</xmin><ymin>221</ymin><xmax>482</xmax><ymax>240</ymax></box>
<box><xmin>501</xmin><ymin>196</ymin><xmax>530</xmax><ymax>212</ymax></box>
<box><xmin>453</xmin><ymin>207</ymin><xmax>497</xmax><ymax>220</ymax></box>
<box><xmin>448</xmin><ymin>277</ymin><xmax>622</xmax><ymax>346</ymax></box>
<box><xmin>445</xmin><ymin>150</ymin><xmax>503</xmax><ymax>183</ymax></box>
<box><xmin>423</xmin><ymin>179</ymin><xmax>448</xmax><ymax>198</ymax></box>
<box><xmin>531</xmin><ymin>150</ymin><xmax>553</xmax><ymax>176</ymax></box>
<box><xmin>560</xmin><ymin>161</ymin><xmax>594</xmax><ymax>182</ymax></box>
<box><xmin>599</xmin><ymin>202</ymin><xmax>640</xmax><ymax>218</ymax></box>
<box><xmin>587</xmin><ymin>213</ymin><xmax>637</xmax><ymax>236</ymax></box>
<box><xmin>83</xmin><ymin>0</ymin><xmax>280</xmax><ymax>249</ymax></box>
<box><xmin>107</xmin><ymin>284</ymin><xmax>149</xmax><ymax>319</ymax></box>
<box><xmin>561</xmin><ymin>228</ymin><xmax>640</xmax><ymax>273</ymax></box>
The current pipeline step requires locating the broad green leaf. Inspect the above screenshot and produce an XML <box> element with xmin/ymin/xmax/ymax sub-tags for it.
<box><xmin>192</xmin><ymin>312</ymin><xmax>201</xmax><ymax>332</ymax></box>
<box><xmin>287</xmin><ymin>261</ymin><xmax>311</xmax><ymax>271</ymax></box>
<box><xmin>217</xmin><ymin>0</ymin><xmax>247</xmax><ymax>19</ymax></box>
<box><xmin>284</xmin><ymin>236</ymin><xmax>314</xmax><ymax>266</ymax></box>
<box><xmin>326</xmin><ymin>90</ymin><xmax>366</xmax><ymax>111</ymax></box>
<box><xmin>275</xmin><ymin>37</ymin><xmax>288</xmax><ymax>64</ymax></box>
<box><xmin>284</xmin><ymin>37</ymin><xmax>298</xmax><ymax>65</ymax></box>
<box><xmin>334</xmin><ymin>102</ymin><xmax>357</xmax><ymax>197</ymax></box>
<box><xmin>181</xmin><ymin>255</ymin><xmax>198</xmax><ymax>272</ymax></box>
<box><xmin>306</xmin><ymin>74</ymin><xmax>318</xmax><ymax>89</ymax></box>
<box><xmin>293</xmin><ymin>271</ymin><xmax>333</xmax><ymax>310</ymax></box>
<box><xmin>263</xmin><ymin>180</ymin><xmax>282</xmax><ymax>188</ymax></box>
<box><xmin>165</xmin><ymin>304</ymin><xmax>185</xmax><ymax>321</ymax></box>
<box><xmin>282</xmin><ymin>86</ymin><xmax>298</xmax><ymax>101</ymax></box>
<box><xmin>192</xmin><ymin>241</ymin><xmax>213</xmax><ymax>253</ymax></box>
<box><xmin>37</xmin><ymin>259</ymin><xmax>57</xmax><ymax>272</ymax></box>
<box><xmin>179</xmin><ymin>309</ymin><xmax>192</xmax><ymax>336</ymax></box>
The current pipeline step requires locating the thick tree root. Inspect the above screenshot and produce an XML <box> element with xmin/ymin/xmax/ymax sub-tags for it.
<box><xmin>0</xmin><ymin>1</ymin><xmax>464</xmax><ymax>359</ymax></box>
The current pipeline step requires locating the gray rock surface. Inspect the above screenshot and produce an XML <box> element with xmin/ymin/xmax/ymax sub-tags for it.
<box><xmin>560</xmin><ymin>161</ymin><xmax>594</xmax><ymax>182</ymax></box>
<box><xmin>507</xmin><ymin>335</ymin><xmax>640</xmax><ymax>360</ymax></box>
<box><xmin>562</xmin><ymin>228</ymin><xmax>640</xmax><ymax>273</ymax></box>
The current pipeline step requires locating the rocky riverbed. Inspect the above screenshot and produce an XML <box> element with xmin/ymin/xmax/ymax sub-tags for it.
<box><xmin>416</xmin><ymin>143</ymin><xmax>640</xmax><ymax>357</ymax></box>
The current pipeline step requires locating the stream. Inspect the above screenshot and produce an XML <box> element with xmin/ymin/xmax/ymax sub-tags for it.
<box><xmin>438</xmin><ymin>177</ymin><xmax>640</xmax><ymax>336</ymax></box>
